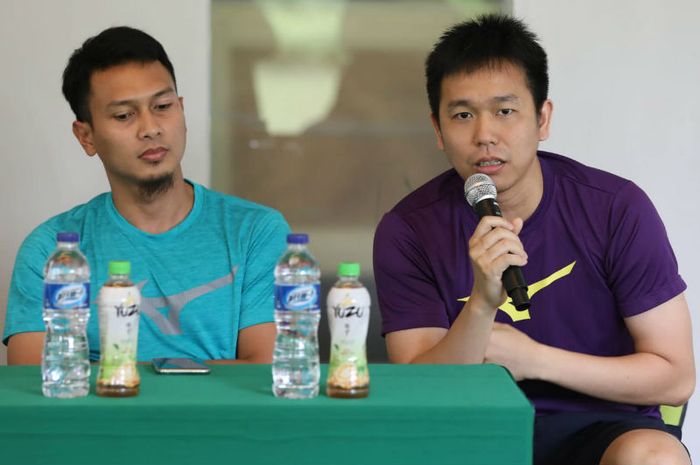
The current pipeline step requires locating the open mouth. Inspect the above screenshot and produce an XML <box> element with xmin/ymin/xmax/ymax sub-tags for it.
<box><xmin>477</xmin><ymin>160</ymin><xmax>503</xmax><ymax>167</ymax></box>
<box><xmin>474</xmin><ymin>158</ymin><xmax>505</xmax><ymax>175</ymax></box>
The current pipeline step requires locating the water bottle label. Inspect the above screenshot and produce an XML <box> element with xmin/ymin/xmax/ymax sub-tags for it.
<box><xmin>275</xmin><ymin>284</ymin><xmax>320</xmax><ymax>311</ymax></box>
<box><xmin>44</xmin><ymin>283</ymin><xmax>90</xmax><ymax>309</ymax></box>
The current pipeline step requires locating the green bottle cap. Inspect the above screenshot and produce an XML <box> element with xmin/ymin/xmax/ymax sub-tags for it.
<box><xmin>108</xmin><ymin>260</ymin><xmax>131</xmax><ymax>276</ymax></box>
<box><xmin>338</xmin><ymin>262</ymin><xmax>360</xmax><ymax>277</ymax></box>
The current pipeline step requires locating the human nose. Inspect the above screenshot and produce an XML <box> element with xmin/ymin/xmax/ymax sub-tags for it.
<box><xmin>137</xmin><ymin>111</ymin><xmax>162</xmax><ymax>140</ymax></box>
<box><xmin>473</xmin><ymin>116</ymin><xmax>497</xmax><ymax>146</ymax></box>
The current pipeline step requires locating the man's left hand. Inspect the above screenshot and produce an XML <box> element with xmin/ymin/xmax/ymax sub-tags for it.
<box><xmin>484</xmin><ymin>322</ymin><xmax>542</xmax><ymax>381</ymax></box>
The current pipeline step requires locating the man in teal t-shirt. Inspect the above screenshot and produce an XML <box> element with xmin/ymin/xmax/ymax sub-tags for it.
<box><xmin>4</xmin><ymin>26</ymin><xmax>289</xmax><ymax>364</ymax></box>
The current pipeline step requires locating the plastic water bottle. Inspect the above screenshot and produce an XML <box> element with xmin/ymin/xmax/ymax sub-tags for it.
<box><xmin>97</xmin><ymin>261</ymin><xmax>141</xmax><ymax>397</ymax></box>
<box><xmin>42</xmin><ymin>232</ymin><xmax>90</xmax><ymax>398</ymax></box>
<box><xmin>326</xmin><ymin>262</ymin><xmax>370</xmax><ymax>398</ymax></box>
<box><xmin>272</xmin><ymin>233</ymin><xmax>321</xmax><ymax>399</ymax></box>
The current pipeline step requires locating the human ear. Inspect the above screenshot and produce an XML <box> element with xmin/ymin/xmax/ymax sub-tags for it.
<box><xmin>72</xmin><ymin>120</ymin><xmax>97</xmax><ymax>157</ymax></box>
<box><xmin>430</xmin><ymin>113</ymin><xmax>445</xmax><ymax>151</ymax></box>
<box><xmin>537</xmin><ymin>100</ymin><xmax>553</xmax><ymax>141</ymax></box>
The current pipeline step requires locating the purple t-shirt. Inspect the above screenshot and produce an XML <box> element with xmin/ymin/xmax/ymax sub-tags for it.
<box><xmin>373</xmin><ymin>151</ymin><xmax>686</xmax><ymax>417</ymax></box>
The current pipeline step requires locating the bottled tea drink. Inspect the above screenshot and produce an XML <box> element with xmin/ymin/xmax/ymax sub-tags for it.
<box><xmin>326</xmin><ymin>262</ymin><xmax>370</xmax><ymax>398</ymax></box>
<box><xmin>97</xmin><ymin>260</ymin><xmax>141</xmax><ymax>397</ymax></box>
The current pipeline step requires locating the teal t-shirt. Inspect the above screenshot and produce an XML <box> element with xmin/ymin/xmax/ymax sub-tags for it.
<box><xmin>4</xmin><ymin>182</ymin><xmax>290</xmax><ymax>361</ymax></box>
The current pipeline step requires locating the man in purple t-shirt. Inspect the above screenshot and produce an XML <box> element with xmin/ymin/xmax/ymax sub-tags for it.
<box><xmin>373</xmin><ymin>15</ymin><xmax>694</xmax><ymax>465</ymax></box>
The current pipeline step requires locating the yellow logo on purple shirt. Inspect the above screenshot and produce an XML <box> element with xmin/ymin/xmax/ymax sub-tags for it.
<box><xmin>458</xmin><ymin>261</ymin><xmax>576</xmax><ymax>322</ymax></box>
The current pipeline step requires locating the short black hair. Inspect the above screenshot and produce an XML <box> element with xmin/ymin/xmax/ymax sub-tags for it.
<box><xmin>426</xmin><ymin>15</ymin><xmax>548</xmax><ymax>122</ymax></box>
<box><xmin>62</xmin><ymin>26</ymin><xmax>177</xmax><ymax>123</ymax></box>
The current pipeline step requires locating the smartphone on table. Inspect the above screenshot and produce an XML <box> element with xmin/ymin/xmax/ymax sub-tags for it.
<box><xmin>152</xmin><ymin>357</ymin><xmax>211</xmax><ymax>374</ymax></box>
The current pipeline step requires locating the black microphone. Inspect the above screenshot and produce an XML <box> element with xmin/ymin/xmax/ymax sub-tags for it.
<box><xmin>464</xmin><ymin>173</ymin><xmax>530</xmax><ymax>310</ymax></box>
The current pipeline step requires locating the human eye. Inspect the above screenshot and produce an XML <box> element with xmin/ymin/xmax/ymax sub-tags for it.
<box><xmin>453</xmin><ymin>111</ymin><xmax>473</xmax><ymax>120</ymax></box>
<box><xmin>113</xmin><ymin>111</ymin><xmax>134</xmax><ymax>122</ymax></box>
<box><xmin>154</xmin><ymin>102</ymin><xmax>173</xmax><ymax>112</ymax></box>
<box><xmin>497</xmin><ymin>108</ymin><xmax>515</xmax><ymax>117</ymax></box>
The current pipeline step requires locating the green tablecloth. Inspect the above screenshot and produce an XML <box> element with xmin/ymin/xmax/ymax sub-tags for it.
<box><xmin>0</xmin><ymin>364</ymin><xmax>533</xmax><ymax>465</ymax></box>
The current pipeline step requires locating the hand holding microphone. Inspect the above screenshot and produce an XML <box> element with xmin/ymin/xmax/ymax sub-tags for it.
<box><xmin>464</xmin><ymin>174</ymin><xmax>530</xmax><ymax>311</ymax></box>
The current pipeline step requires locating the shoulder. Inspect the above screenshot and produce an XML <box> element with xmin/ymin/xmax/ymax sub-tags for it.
<box><xmin>540</xmin><ymin>151</ymin><xmax>634</xmax><ymax>195</ymax></box>
<box><xmin>196</xmin><ymin>183</ymin><xmax>289</xmax><ymax>228</ymax></box>
<box><xmin>539</xmin><ymin>151</ymin><xmax>656</xmax><ymax>214</ymax></box>
<box><xmin>195</xmin><ymin>184</ymin><xmax>290</xmax><ymax>248</ymax></box>
<box><xmin>390</xmin><ymin>169</ymin><xmax>463</xmax><ymax>216</ymax></box>
<box><xmin>378</xmin><ymin>169</ymin><xmax>463</xmax><ymax>238</ymax></box>
<box><xmin>375</xmin><ymin>169</ymin><xmax>462</xmax><ymax>254</ymax></box>
<box><xmin>18</xmin><ymin>194</ymin><xmax>109</xmax><ymax>257</ymax></box>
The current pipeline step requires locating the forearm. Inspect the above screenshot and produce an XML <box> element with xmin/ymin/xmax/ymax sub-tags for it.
<box><xmin>535</xmin><ymin>345</ymin><xmax>695</xmax><ymax>406</ymax></box>
<box><xmin>410</xmin><ymin>298</ymin><xmax>497</xmax><ymax>364</ymax></box>
<box><xmin>7</xmin><ymin>332</ymin><xmax>45</xmax><ymax>365</ymax></box>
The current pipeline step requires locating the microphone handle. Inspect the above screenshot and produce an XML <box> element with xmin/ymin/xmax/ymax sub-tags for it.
<box><xmin>474</xmin><ymin>198</ymin><xmax>531</xmax><ymax>311</ymax></box>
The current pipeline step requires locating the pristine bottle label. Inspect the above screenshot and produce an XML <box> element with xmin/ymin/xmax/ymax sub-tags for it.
<box><xmin>275</xmin><ymin>284</ymin><xmax>321</xmax><ymax>311</ymax></box>
<box><xmin>44</xmin><ymin>283</ymin><xmax>90</xmax><ymax>309</ymax></box>
<box><xmin>326</xmin><ymin>288</ymin><xmax>370</xmax><ymax>389</ymax></box>
<box><xmin>97</xmin><ymin>286</ymin><xmax>141</xmax><ymax>388</ymax></box>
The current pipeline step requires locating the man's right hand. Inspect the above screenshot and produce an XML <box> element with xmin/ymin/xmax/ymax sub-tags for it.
<box><xmin>468</xmin><ymin>215</ymin><xmax>527</xmax><ymax>310</ymax></box>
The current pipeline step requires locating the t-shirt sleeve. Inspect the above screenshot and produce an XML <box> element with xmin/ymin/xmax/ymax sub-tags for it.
<box><xmin>238</xmin><ymin>209</ymin><xmax>291</xmax><ymax>330</ymax></box>
<box><xmin>373</xmin><ymin>211</ymin><xmax>450</xmax><ymax>336</ymax></box>
<box><xmin>3</xmin><ymin>226</ymin><xmax>57</xmax><ymax>345</ymax></box>
<box><xmin>605</xmin><ymin>182</ymin><xmax>686</xmax><ymax>317</ymax></box>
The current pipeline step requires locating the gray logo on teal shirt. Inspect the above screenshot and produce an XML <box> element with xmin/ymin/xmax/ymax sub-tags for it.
<box><xmin>136</xmin><ymin>267</ymin><xmax>237</xmax><ymax>335</ymax></box>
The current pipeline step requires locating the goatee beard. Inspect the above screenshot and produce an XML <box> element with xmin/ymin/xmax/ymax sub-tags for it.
<box><xmin>137</xmin><ymin>174</ymin><xmax>174</xmax><ymax>200</ymax></box>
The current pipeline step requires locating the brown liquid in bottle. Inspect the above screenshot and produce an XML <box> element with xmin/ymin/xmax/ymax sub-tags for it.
<box><xmin>326</xmin><ymin>384</ymin><xmax>369</xmax><ymax>398</ymax></box>
<box><xmin>96</xmin><ymin>382</ymin><xmax>139</xmax><ymax>397</ymax></box>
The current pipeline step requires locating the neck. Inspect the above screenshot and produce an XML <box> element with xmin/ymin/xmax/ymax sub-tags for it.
<box><xmin>109</xmin><ymin>169</ymin><xmax>194</xmax><ymax>234</ymax></box>
<box><xmin>496</xmin><ymin>161</ymin><xmax>544</xmax><ymax>223</ymax></box>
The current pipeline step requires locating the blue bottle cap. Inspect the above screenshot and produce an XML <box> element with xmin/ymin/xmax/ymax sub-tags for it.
<box><xmin>57</xmin><ymin>232</ymin><xmax>79</xmax><ymax>243</ymax></box>
<box><xmin>287</xmin><ymin>233</ymin><xmax>309</xmax><ymax>244</ymax></box>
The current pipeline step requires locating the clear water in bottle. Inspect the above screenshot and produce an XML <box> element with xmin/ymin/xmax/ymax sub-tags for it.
<box><xmin>272</xmin><ymin>233</ymin><xmax>321</xmax><ymax>399</ymax></box>
<box><xmin>42</xmin><ymin>231</ymin><xmax>91</xmax><ymax>398</ymax></box>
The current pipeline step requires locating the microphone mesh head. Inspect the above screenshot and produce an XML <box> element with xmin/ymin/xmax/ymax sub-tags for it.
<box><xmin>464</xmin><ymin>173</ymin><xmax>497</xmax><ymax>206</ymax></box>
